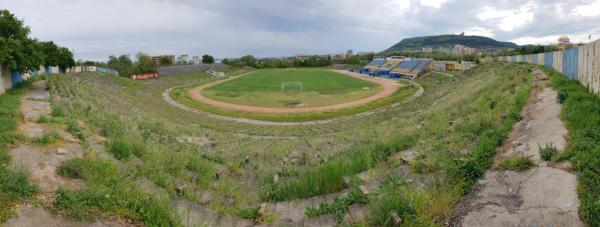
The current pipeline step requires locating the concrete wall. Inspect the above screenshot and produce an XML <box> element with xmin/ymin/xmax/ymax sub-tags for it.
<box><xmin>0</xmin><ymin>64</ymin><xmax>119</xmax><ymax>95</ymax></box>
<box><xmin>492</xmin><ymin>39</ymin><xmax>600</xmax><ymax>95</ymax></box>
<box><xmin>0</xmin><ymin>65</ymin><xmax>11</xmax><ymax>95</ymax></box>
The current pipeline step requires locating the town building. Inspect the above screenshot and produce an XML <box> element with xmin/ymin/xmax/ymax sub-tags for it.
<box><xmin>557</xmin><ymin>35</ymin><xmax>573</xmax><ymax>50</ymax></box>
<box><xmin>346</xmin><ymin>49</ymin><xmax>354</xmax><ymax>59</ymax></box>
<box><xmin>192</xmin><ymin>56</ymin><xmax>201</xmax><ymax>65</ymax></box>
<box><xmin>152</xmin><ymin>55</ymin><xmax>176</xmax><ymax>66</ymax></box>
<box><xmin>177</xmin><ymin>54</ymin><xmax>189</xmax><ymax>64</ymax></box>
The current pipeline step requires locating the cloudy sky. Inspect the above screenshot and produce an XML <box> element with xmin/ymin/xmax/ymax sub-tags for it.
<box><xmin>1</xmin><ymin>0</ymin><xmax>599</xmax><ymax>61</ymax></box>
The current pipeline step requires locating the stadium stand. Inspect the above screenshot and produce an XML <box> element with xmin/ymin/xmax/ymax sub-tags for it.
<box><xmin>392</xmin><ymin>59</ymin><xmax>433</xmax><ymax>80</ymax></box>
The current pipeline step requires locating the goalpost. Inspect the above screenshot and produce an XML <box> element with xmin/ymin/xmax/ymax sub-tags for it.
<box><xmin>281</xmin><ymin>82</ymin><xmax>303</xmax><ymax>92</ymax></box>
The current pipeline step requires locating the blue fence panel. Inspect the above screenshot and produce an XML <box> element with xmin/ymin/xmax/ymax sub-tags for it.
<box><xmin>532</xmin><ymin>54</ymin><xmax>538</xmax><ymax>64</ymax></box>
<box><xmin>96</xmin><ymin>67</ymin><xmax>119</xmax><ymax>76</ymax></box>
<box><xmin>562</xmin><ymin>48</ymin><xmax>579</xmax><ymax>80</ymax></box>
<box><xmin>511</xmin><ymin>55</ymin><xmax>516</xmax><ymax>62</ymax></box>
<box><xmin>544</xmin><ymin>52</ymin><xmax>553</xmax><ymax>67</ymax></box>
<box><xmin>11</xmin><ymin>71</ymin><xmax>22</xmax><ymax>87</ymax></box>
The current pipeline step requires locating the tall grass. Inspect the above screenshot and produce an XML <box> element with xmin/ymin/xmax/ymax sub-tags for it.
<box><xmin>547</xmin><ymin>68</ymin><xmax>600</xmax><ymax>226</ymax></box>
<box><xmin>449</xmin><ymin>77</ymin><xmax>530</xmax><ymax>190</ymax></box>
<box><xmin>305</xmin><ymin>186</ymin><xmax>368</xmax><ymax>220</ymax></box>
<box><xmin>497</xmin><ymin>156</ymin><xmax>536</xmax><ymax>171</ymax></box>
<box><xmin>264</xmin><ymin>136</ymin><xmax>417</xmax><ymax>201</ymax></box>
<box><xmin>0</xmin><ymin>81</ymin><xmax>38</xmax><ymax>222</ymax></box>
<box><xmin>54</xmin><ymin>157</ymin><xmax>180</xmax><ymax>226</ymax></box>
<box><xmin>35</xmin><ymin>129</ymin><xmax>61</xmax><ymax>145</ymax></box>
<box><xmin>107</xmin><ymin>138</ymin><xmax>146</xmax><ymax>160</ymax></box>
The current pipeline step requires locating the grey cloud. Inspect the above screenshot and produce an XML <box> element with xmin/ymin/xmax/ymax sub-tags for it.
<box><xmin>1</xmin><ymin>0</ymin><xmax>598</xmax><ymax>61</ymax></box>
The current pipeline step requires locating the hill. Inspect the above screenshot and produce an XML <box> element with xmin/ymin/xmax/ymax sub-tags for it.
<box><xmin>384</xmin><ymin>34</ymin><xmax>518</xmax><ymax>52</ymax></box>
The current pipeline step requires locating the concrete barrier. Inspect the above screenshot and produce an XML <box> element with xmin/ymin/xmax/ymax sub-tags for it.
<box><xmin>0</xmin><ymin>64</ymin><xmax>120</xmax><ymax>94</ymax></box>
<box><xmin>0</xmin><ymin>65</ymin><xmax>11</xmax><ymax>95</ymax></box>
<box><xmin>490</xmin><ymin>39</ymin><xmax>600</xmax><ymax>95</ymax></box>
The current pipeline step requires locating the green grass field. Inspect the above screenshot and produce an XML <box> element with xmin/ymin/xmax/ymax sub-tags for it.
<box><xmin>202</xmin><ymin>68</ymin><xmax>382</xmax><ymax>108</ymax></box>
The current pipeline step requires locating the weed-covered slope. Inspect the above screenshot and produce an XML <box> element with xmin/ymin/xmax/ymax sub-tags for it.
<box><xmin>547</xmin><ymin>68</ymin><xmax>600</xmax><ymax>226</ymax></box>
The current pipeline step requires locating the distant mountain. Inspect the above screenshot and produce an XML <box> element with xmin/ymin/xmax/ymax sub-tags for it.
<box><xmin>383</xmin><ymin>34</ymin><xmax>518</xmax><ymax>52</ymax></box>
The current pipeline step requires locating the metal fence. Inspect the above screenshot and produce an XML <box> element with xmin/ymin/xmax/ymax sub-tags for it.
<box><xmin>485</xmin><ymin>39</ymin><xmax>600</xmax><ymax>96</ymax></box>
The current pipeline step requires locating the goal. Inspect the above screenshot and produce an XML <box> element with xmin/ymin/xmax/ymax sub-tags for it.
<box><xmin>281</xmin><ymin>82</ymin><xmax>303</xmax><ymax>92</ymax></box>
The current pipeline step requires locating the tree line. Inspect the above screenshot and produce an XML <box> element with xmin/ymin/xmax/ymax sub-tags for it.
<box><xmin>106</xmin><ymin>53</ymin><xmax>157</xmax><ymax>76</ymax></box>
<box><xmin>221</xmin><ymin>54</ymin><xmax>372</xmax><ymax>68</ymax></box>
<box><xmin>0</xmin><ymin>10</ymin><xmax>74</xmax><ymax>72</ymax></box>
<box><xmin>106</xmin><ymin>54</ymin><xmax>215</xmax><ymax>76</ymax></box>
<box><xmin>381</xmin><ymin>51</ymin><xmax>482</xmax><ymax>63</ymax></box>
<box><xmin>495</xmin><ymin>45</ymin><xmax>561</xmax><ymax>56</ymax></box>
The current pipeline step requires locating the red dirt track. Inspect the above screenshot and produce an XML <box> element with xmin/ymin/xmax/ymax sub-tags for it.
<box><xmin>186</xmin><ymin>70</ymin><xmax>403</xmax><ymax>114</ymax></box>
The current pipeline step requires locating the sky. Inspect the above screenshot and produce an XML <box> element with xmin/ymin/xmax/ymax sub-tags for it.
<box><xmin>1</xmin><ymin>0</ymin><xmax>599</xmax><ymax>61</ymax></box>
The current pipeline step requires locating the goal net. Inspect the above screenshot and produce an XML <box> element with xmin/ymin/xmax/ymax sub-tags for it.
<box><xmin>281</xmin><ymin>82</ymin><xmax>303</xmax><ymax>92</ymax></box>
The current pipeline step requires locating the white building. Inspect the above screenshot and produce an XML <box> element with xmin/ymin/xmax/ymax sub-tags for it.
<box><xmin>178</xmin><ymin>54</ymin><xmax>189</xmax><ymax>64</ymax></box>
<box><xmin>192</xmin><ymin>56</ymin><xmax>201</xmax><ymax>65</ymax></box>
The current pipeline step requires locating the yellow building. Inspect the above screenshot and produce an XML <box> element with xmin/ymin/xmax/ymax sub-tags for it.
<box><xmin>557</xmin><ymin>35</ymin><xmax>572</xmax><ymax>50</ymax></box>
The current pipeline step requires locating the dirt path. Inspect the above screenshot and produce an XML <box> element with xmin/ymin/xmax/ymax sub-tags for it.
<box><xmin>5</xmin><ymin>80</ymin><xmax>120</xmax><ymax>227</ymax></box>
<box><xmin>450</xmin><ymin>70</ymin><xmax>584</xmax><ymax>226</ymax></box>
<box><xmin>9</xmin><ymin>81</ymin><xmax>85</xmax><ymax>193</ymax></box>
<box><xmin>187</xmin><ymin>70</ymin><xmax>402</xmax><ymax>114</ymax></box>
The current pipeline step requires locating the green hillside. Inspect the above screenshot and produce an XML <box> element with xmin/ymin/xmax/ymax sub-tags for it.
<box><xmin>384</xmin><ymin>34</ymin><xmax>518</xmax><ymax>52</ymax></box>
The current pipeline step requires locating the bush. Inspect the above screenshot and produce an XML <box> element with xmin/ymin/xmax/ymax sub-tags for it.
<box><xmin>66</xmin><ymin>119</ymin><xmax>85</xmax><ymax>141</ymax></box>
<box><xmin>497</xmin><ymin>156</ymin><xmax>536</xmax><ymax>171</ymax></box>
<box><xmin>57</xmin><ymin>158</ymin><xmax>86</xmax><ymax>179</ymax></box>
<box><xmin>237</xmin><ymin>206</ymin><xmax>259</xmax><ymax>221</ymax></box>
<box><xmin>98</xmin><ymin>116</ymin><xmax>126</xmax><ymax>138</ymax></box>
<box><xmin>36</xmin><ymin>130</ymin><xmax>61</xmax><ymax>145</ymax></box>
<box><xmin>557</xmin><ymin>90</ymin><xmax>568</xmax><ymax>104</ymax></box>
<box><xmin>0</xmin><ymin>117</ymin><xmax>16</xmax><ymax>132</ymax></box>
<box><xmin>539</xmin><ymin>144</ymin><xmax>558</xmax><ymax>161</ymax></box>
<box><xmin>0</xmin><ymin>169</ymin><xmax>38</xmax><ymax>199</ymax></box>
<box><xmin>305</xmin><ymin>186</ymin><xmax>368</xmax><ymax>220</ymax></box>
<box><xmin>369</xmin><ymin>192</ymin><xmax>414</xmax><ymax>226</ymax></box>
<box><xmin>37</xmin><ymin>115</ymin><xmax>50</xmax><ymax>123</ymax></box>
<box><xmin>107</xmin><ymin>138</ymin><xmax>145</xmax><ymax>160</ymax></box>
<box><xmin>51</xmin><ymin>104</ymin><xmax>64</xmax><ymax>117</ymax></box>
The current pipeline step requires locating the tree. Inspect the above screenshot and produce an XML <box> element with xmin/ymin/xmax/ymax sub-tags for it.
<box><xmin>56</xmin><ymin>47</ymin><xmax>75</xmax><ymax>69</ymax></box>
<box><xmin>239</xmin><ymin>55</ymin><xmax>257</xmax><ymax>67</ymax></box>
<box><xmin>107</xmin><ymin>55</ymin><xmax>133</xmax><ymax>76</ymax></box>
<box><xmin>0</xmin><ymin>10</ymin><xmax>73</xmax><ymax>72</ymax></box>
<box><xmin>159</xmin><ymin>56</ymin><xmax>172</xmax><ymax>66</ymax></box>
<box><xmin>0</xmin><ymin>10</ymin><xmax>29</xmax><ymax>40</ymax></box>
<box><xmin>202</xmin><ymin>54</ymin><xmax>214</xmax><ymax>64</ymax></box>
<box><xmin>132</xmin><ymin>52</ymin><xmax>157</xmax><ymax>74</ymax></box>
